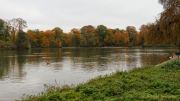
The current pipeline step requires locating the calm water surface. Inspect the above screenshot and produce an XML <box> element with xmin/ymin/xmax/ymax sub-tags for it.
<box><xmin>0</xmin><ymin>48</ymin><xmax>176</xmax><ymax>101</ymax></box>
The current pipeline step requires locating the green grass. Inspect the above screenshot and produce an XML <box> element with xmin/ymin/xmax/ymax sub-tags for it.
<box><xmin>22</xmin><ymin>59</ymin><xmax>180</xmax><ymax>101</ymax></box>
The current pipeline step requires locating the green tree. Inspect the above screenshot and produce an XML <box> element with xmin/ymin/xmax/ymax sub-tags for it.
<box><xmin>126</xmin><ymin>26</ymin><xmax>137</xmax><ymax>46</ymax></box>
<box><xmin>0</xmin><ymin>19</ymin><xmax>10</xmax><ymax>41</ymax></box>
<box><xmin>0</xmin><ymin>19</ymin><xmax>5</xmax><ymax>33</ymax></box>
<box><xmin>0</xmin><ymin>19</ymin><xmax>5</xmax><ymax>40</ymax></box>
<box><xmin>16</xmin><ymin>30</ymin><xmax>30</xmax><ymax>49</ymax></box>
<box><xmin>96</xmin><ymin>25</ymin><xmax>108</xmax><ymax>47</ymax></box>
<box><xmin>8</xmin><ymin>18</ymin><xmax>27</xmax><ymax>43</ymax></box>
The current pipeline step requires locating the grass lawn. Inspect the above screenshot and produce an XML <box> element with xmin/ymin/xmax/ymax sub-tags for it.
<box><xmin>22</xmin><ymin>59</ymin><xmax>180</xmax><ymax>101</ymax></box>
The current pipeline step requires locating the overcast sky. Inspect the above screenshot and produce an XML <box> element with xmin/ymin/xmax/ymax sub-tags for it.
<box><xmin>0</xmin><ymin>0</ymin><xmax>163</xmax><ymax>32</ymax></box>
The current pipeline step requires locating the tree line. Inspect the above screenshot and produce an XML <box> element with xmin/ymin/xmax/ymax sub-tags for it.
<box><xmin>0</xmin><ymin>18</ymin><xmax>143</xmax><ymax>48</ymax></box>
<box><xmin>27</xmin><ymin>25</ymin><xmax>135</xmax><ymax>48</ymax></box>
<box><xmin>0</xmin><ymin>0</ymin><xmax>179</xmax><ymax>49</ymax></box>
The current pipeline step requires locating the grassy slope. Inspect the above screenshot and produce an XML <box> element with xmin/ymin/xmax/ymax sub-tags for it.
<box><xmin>23</xmin><ymin>60</ymin><xmax>180</xmax><ymax>101</ymax></box>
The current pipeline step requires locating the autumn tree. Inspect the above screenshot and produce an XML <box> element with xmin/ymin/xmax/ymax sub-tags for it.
<box><xmin>122</xmin><ymin>30</ymin><xmax>129</xmax><ymax>46</ymax></box>
<box><xmin>27</xmin><ymin>29</ymin><xmax>42</xmax><ymax>48</ymax></box>
<box><xmin>71</xmin><ymin>28</ymin><xmax>80</xmax><ymax>47</ymax></box>
<box><xmin>114</xmin><ymin>29</ymin><xmax>122</xmax><ymax>46</ymax></box>
<box><xmin>62</xmin><ymin>33</ymin><xmax>73</xmax><ymax>47</ymax></box>
<box><xmin>158</xmin><ymin>0</ymin><xmax>180</xmax><ymax>48</ymax></box>
<box><xmin>52</xmin><ymin>27</ymin><xmax>63</xmax><ymax>48</ymax></box>
<box><xmin>114</xmin><ymin>29</ymin><xmax>129</xmax><ymax>46</ymax></box>
<box><xmin>41</xmin><ymin>30</ymin><xmax>54</xmax><ymax>48</ymax></box>
<box><xmin>139</xmin><ymin>25</ymin><xmax>147</xmax><ymax>45</ymax></box>
<box><xmin>104</xmin><ymin>29</ymin><xmax>115</xmax><ymax>46</ymax></box>
<box><xmin>80</xmin><ymin>25</ymin><xmax>99</xmax><ymax>47</ymax></box>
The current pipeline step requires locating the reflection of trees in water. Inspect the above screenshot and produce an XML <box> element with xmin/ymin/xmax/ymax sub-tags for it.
<box><xmin>29</xmin><ymin>48</ymin><xmax>63</xmax><ymax>63</ymax></box>
<box><xmin>124</xmin><ymin>48</ymin><xmax>170</xmax><ymax>67</ymax></box>
<box><xmin>0</xmin><ymin>50</ymin><xmax>16</xmax><ymax>79</ymax></box>
<box><xmin>0</xmin><ymin>48</ymin><xmax>173</xmax><ymax>79</ymax></box>
<box><xmin>30</xmin><ymin>48</ymin><xmax>63</xmax><ymax>70</ymax></box>
<box><xmin>0</xmin><ymin>49</ymin><xmax>64</xmax><ymax>79</ymax></box>
<box><xmin>0</xmin><ymin>50</ymin><xmax>28</xmax><ymax>79</ymax></box>
<box><xmin>14</xmin><ymin>50</ymin><xmax>28</xmax><ymax>79</ymax></box>
<box><xmin>48</xmin><ymin>49</ymin><xmax>63</xmax><ymax>70</ymax></box>
<box><xmin>69</xmin><ymin>48</ymin><xmax>113</xmax><ymax>71</ymax></box>
<box><xmin>0</xmin><ymin>51</ymin><xmax>11</xmax><ymax>79</ymax></box>
<box><xmin>140</xmin><ymin>52</ymin><xmax>169</xmax><ymax>65</ymax></box>
<box><xmin>54</xmin><ymin>49</ymin><xmax>63</xmax><ymax>62</ymax></box>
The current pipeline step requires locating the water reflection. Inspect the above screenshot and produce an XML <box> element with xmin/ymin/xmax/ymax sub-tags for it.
<box><xmin>0</xmin><ymin>48</ymin><xmax>175</xmax><ymax>100</ymax></box>
<box><xmin>0</xmin><ymin>48</ymin><xmax>174</xmax><ymax>80</ymax></box>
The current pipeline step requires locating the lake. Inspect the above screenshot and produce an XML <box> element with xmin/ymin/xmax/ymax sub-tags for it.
<box><xmin>0</xmin><ymin>48</ymin><xmax>176</xmax><ymax>101</ymax></box>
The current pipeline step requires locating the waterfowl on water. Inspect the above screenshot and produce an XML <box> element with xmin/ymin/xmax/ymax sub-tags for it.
<box><xmin>42</xmin><ymin>57</ymin><xmax>51</xmax><ymax>65</ymax></box>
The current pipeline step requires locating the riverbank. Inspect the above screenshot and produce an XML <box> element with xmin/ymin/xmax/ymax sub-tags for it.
<box><xmin>0</xmin><ymin>39</ymin><xmax>179</xmax><ymax>50</ymax></box>
<box><xmin>23</xmin><ymin>59</ymin><xmax>180</xmax><ymax>101</ymax></box>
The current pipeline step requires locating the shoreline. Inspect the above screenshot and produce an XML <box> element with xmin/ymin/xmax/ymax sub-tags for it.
<box><xmin>0</xmin><ymin>46</ymin><xmax>178</xmax><ymax>50</ymax></box>
<box><xmin>22</xmin><ymin>59</ymin><xmax>180</xmax><ymax>100</ymax></box>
